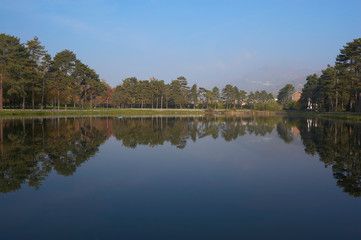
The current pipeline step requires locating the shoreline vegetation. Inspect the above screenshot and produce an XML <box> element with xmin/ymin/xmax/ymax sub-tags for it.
<box><xmin>0</xmin><ymin>34</ymin><xmax>360</xmax><ymax>116</ymax></box>
<box><xmin>1</xmin><ymin>108</ymin><xmax>360</xmax><ymax>122</ymax></box>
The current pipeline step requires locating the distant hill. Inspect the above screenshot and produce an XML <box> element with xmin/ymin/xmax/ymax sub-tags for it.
<box><xmin>231</xmin><ymin>66</ymin><xmax>319</xmax><ymax>94</ymax></box>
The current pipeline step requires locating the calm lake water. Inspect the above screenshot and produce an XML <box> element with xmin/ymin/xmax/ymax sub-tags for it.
<box><xmin>0</xmin><ymin>116</ymin><xmax>361</xmax><ymax>239</ymax></box>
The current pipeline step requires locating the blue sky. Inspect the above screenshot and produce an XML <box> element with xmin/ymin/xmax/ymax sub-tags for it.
<box><xmin>1</xmin><ymin>0</ymin><xmax>360</xmax><ymax>88</ymax></box>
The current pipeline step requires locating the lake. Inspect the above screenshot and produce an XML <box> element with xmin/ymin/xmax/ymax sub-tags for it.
<box><xmin>0</xmin><ymin>116</ymin><xmax>361</xmax><ymax>239</ymax></box>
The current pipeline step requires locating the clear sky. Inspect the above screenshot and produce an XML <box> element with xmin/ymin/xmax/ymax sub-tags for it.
<box><xmin>1</xmin><ymin>0</ymin><xmax>360</xmax><ymax>88</ymax></box>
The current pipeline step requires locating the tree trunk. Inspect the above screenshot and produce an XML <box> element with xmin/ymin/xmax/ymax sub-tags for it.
<box><xmin>65</xmin><ymin>88</ymin><xmax>68</xmax><ymax>110</ymax></box>
<box><xmin>0</xmin><ymin>119</ymin><xmax>3</xmax><ymax>157</ymax></box>
<box><xmin>41</xmin><ymin>78</ymin><xmax>45</xmax><ymax>110</ymax></box>
<box><xmin>357</xmin><ymin>91</ymin><xmax>361</xmax><ymax>112</ymax></box>
<box><xmin>22</xmin><ymin>94</ymin><xmax>25</xmax><ymax>110</ymax></box>
<box><xmin>57</xmin><ymin>90</ymin><xmax>60</xmax><ymax>111</ymax></box>
<box><xmin>90</xmin><ymin>93</ymin><xmax>92</xmax><ymax>109</ymax></box>
<box><xmin>341</xmin><ymin>100</ymin><xmax>344</xmax><ymax>111</ymax></box>
<box><xmin>22</xmin><ymin>119</ymin><xmax>26</xmax><ymax>137</ymax></box>
<box><xmin>32</xmin><ymin>85</ymin><xmax>35</xmax><ymax>109</ymax></box>
<box><xmin>349</xmin><ymin>82</ymin><xmax>354</xmax><ymax>111</ymax></box>
<box><xmin>161</xmin><ymin>96</ymin><xmax>163</xmax><ymax>109</ymax></box>
<box><xmin>335</xmin><ymin>90</ymin><xmax>338</xmax><ymax>112</ymax></box>
<box><xmin>0</xmin><ymin>72</ymin><xmax>3</xmax><ymax>110</ymax></box>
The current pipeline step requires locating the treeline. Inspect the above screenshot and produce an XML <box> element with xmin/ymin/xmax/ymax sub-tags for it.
<box><xmin>112</xmin><ymin>77</ymin><xmax>279</xmax><ymax>110</ymax></box>
<box><xmin>300</xmin><ymin>38</ymin><xmax>361</xmax><ymax>112</ymax></box>
<box><xmin>0</xmin><ymin>33</ymin><xmax>281</xmax><ymax>110</ymax></box>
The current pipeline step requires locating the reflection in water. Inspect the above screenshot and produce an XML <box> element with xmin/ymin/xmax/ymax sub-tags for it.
<box><xmin>296</xmin><ymin>118</ymin><xmax>361</xmax><ymax>197</ymax></box>
<box><xmin>0</xmin><ymin>116</ymin><xmax>360</xmax><ymax>196</ymax></box>
<box><xmin>0</xmin><ymin>117</ymin><xmax>109</xmax><ymax>193</ymax></box>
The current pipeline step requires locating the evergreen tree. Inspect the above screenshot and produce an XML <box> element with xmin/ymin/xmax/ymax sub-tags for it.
<box><xmin>239</xmin><ymin>90</ymin><xmax>247</xmax><ymax>109</ymax></box>
<box><xmin>39</xmin><ymin>54</ymin><xmax>52</xmax><ymax>109</ymax></box>
<box><xmin>122</xmin><ymin>77</ymin><xmax>138</xmax><ymax>108</ymax></box>
<box><xmin>53</xmin><ymin>50</ymin><xmax>76</xmax><ymax>110</ymax></box>
<box><xmin>189</xmin><ymin>84</ymin><xmax>198</xmax><ymax>109</ymax></box>
<box><xmin>0</xmin><ymin>34</ymin><xmax>29</xmax><ymax>109</ymax></box>
<box><xmin>170</xmin><ymin>80</ymin><xmax>183</xmax><ymax>108</ymax></box>
<box><xmin>300</xmin><ymin>74</ymin><xmax>319</xmax><ymax>110</ymax></box>
<box><xmin>222</xmin><ymin>84</ymin><xmax>234</xmax><ymax>109</ymax></box>
<box><xmin>277</xmin><ymin>84</ymin><xmax>295</xmax><ymax>108</ymax></box>
<box><xmin>26</xmin><ymin>36</ymin><xmax>46</xmax><ymax>109</ymax></box>
<box><xmin>318</xmin><ymin>66</ymin><xmax>337</xmax><ymax>111</ymax></box>
<box><xmin>336</xmin><ymin>38</ymin><xmax>361</xmax><ymax>111</ymax></box>
<box><xmin>212</xmin><ymin>87</ymin><xmax>220</xmax><ymax>109</ymax></box>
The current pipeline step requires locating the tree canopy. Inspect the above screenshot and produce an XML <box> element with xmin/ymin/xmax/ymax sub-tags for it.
<box><xmin>300</xmin><ymin>38</ymin><xmax>361</xmax><ymax>112</ymax></box>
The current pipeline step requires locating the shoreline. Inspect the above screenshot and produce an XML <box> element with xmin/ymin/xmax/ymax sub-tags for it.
<box><xmin>0</xmin><ymin>109</ymin><xmax>360</xmax><ymax>122</ymax></box>
<box><xmin>0</xmin><ymin>109</ymin><xmax>205</xmax><ymax>118</ymax></box>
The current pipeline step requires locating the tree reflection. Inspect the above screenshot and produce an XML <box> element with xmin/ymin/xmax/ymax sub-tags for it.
<box><xmin>1</xmin><ymin>116</ymin><xmax>360</xmax><ymax>196</ymax></box>
<box><xmin>0</xmin><ymin>116</ymin><xmax>281</xmax><ymax>193</ymax></box>
<box><xmin>0</xmin><ymin>117</ymin><xmax>109</xmax><ymax>193</ymax></box>
<box><xmin>297</xmin><ymin>118</ymin><xmax>361</xmax><ymax>197</ymax></box>
<box><xmin>111</xmin><ymin>116</ymin><xmax>281</xmax><ymax>147</ymax></box>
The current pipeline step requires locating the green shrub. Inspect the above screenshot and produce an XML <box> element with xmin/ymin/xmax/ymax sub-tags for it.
<box><xmin>254</xmin><ymin>101</ymin><xmax>283</xmax><ymax>111</ymax></box>
<box><xmin>288</xmin><ymin>100</ymin><xmax>302</xmax><ymax>110</ymax></box>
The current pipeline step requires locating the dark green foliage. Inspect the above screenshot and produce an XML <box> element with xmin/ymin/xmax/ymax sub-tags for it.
<box><xmin>0</xmin><ymin>116</ymin><xmax>281</xmax><ymax>192</ymax></box>
<box><xmin>0</xmin><ymin>34</ymin><xmax>32</xmax><ymax>109</ymax></box>
<box><xmin>277</xmin><ymin>84</ymin><xmax>295</xmax><ymax>108</ymax></box>
<box><xmin>189</xmin><ymin>84</ymin><xmax>198</xmax><ymax>108</ymax></box>
<box><xmin>221</xmin><ymin>84</ymin><xmax>235</xmax><ymax>109</ymax></box>
<box><xmin>0</xmin><ymin>34</ymin><xmax>106</xmax><ymax>110</ymax></box>
<box><xmin>297</xmin><ymin>118</ymin><xmax>361</xmax><ymax>196</ymax></box>
<box><xmin>301</xmin><ymin>38</ymin><xmax>361</xmax><ymax>112</ymax></box>
<box><xmin>246</xmin><ymin>90</ymin><xmax>276</xmax><ymax>110</ymax></box>
<box><xmin>170</xmin><ymin>79</ymin><xmax>184</xmax><ymax>108</ymax></box>
<box><xmin>300</xmin><ymin>74</ymin><xmax>319</xmax><ymax>110</ymax></box>
<box><xmin>0</xmin><ymin>118</ymin><xmax>108</xmax><ymax>192</ymax></box>
<box><xmin>3</xmin><ymin>33</ymin><xmax>359</xmax><ymax>112</ymax></box>
<box><xmin>73</xmin><ymin>60</ymin><xmax>105</xmax><ymax>109</ymax></box>
<box><xmin>336</xmin><ymin>38</ymin><xmax>361</xmax><ymax>111</ymax></box>
<box><xmin>211</xmin><ymin>87</ymin><xmax>220</xmax><ymax>109</ymax></box>
<box><xmin>53</xmin><ymin>50</ymin><xmax>76</xmax><ymax>110</ymax></box>
<box><xmin>254</xmin><ymin>101</ymin><xmax>283</xmax><ymax>111</ymax></box>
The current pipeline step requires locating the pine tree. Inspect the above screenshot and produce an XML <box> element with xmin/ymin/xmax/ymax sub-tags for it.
<box><xmin>0</xmin><ymin>34</ymin><xmax>28</xmax><ymax>109</ymax></box>
<box><xmin>277</xmin><ymin>84</ymin><xmax>295</xmax><ymax>108</ymax></box>
<box><xmin>212</xmin><ymin>87</ymin><xmax>220</xmax><ymax>109</ymax></box>
<box><xmin>26</xmin><ymin>37</ymin><xmax>47</xmax><ymax>109</ymax></box>
<box><xmin>189</xmin><ymin>84</ymin><xmax>198</xmax><ymax>109</ymax></box>
<box><xmin>336</xmin><ymin>38</ymin><xmax>361</xmax><ymax>111</ymax></box>
<box><xmin>300</xmin><ymin>74</ymin><xmax>319</xmax><ymax>110</ymax></box>
<box><xmin>53</xmin><ymin>50</ymin><xmax>76</xmax><ymax>110</ymax></box>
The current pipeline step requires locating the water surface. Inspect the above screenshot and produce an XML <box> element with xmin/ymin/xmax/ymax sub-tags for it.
<box><xmin>0</xmin><ymin>116</ymin><xmax>361</xmax><ymax>239</ymax></box>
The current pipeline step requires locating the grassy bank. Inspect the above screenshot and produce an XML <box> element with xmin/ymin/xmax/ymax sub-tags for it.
<box><xmin>211</xmin><ymin>109</ymin><xmax>361</xmax><ymax>122</ymax></box>
<box><xmin>0</xmin><ymin>109</ymin><xmax>205</xmax><ymax>118</ymax></box>
<box><xmin>284</xmin><ymin>111</ymin><xmax>361</xmax><ymax>122</ymax></box>
<box><xmin>206</xmin><ymin>109</ymin><xmax>287</xmax><ymax>117</ymax></box>
<box><xmin>1</xmin><ymin>108</ymin><xmax>361</xmax><ymax>122</ymax></box>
